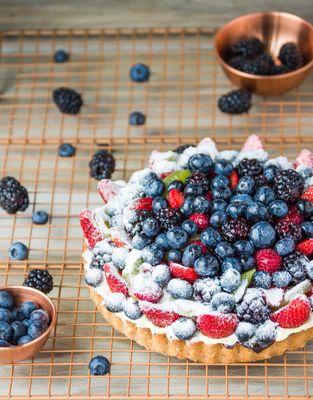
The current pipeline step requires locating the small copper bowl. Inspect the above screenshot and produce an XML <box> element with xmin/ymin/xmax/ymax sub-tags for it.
<box><xmin>215</xmin><ymin>12</ymin><xmax>313</xmax><ymax>95</ymax></box>
<box><xmin>0</xmin><ymin>286</ymin><xmax>56</xmax><ymax>363</ymax></box>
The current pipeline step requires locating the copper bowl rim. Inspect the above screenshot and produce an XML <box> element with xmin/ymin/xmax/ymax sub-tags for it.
<box><xmin>0</xmin><ymin>285</ymin><xmax>56</xmax><ymax>350</ymax></box>
<box><xmin>214</xmin><ymin>11</ymin><xmax>313</xmax><ymax>80</ymax></box>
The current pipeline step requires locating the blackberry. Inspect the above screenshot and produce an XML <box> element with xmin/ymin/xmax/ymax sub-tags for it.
<box><xmin>272</xmin><ymin>169</ymin><xmax>304</xmax><ymax>203</ymax></box>
<box><xmin>23</xmin><ymin>269</ymin><xmax>53</xmax><ymax>294</ymax></box>
<box><xmin>237</xmin><ymin>158</ymin><xmax>263</xmax><ymax>177</ymax></box>
<box><xmin>220</xmin><ymin>218</ymin><xmax>249</xmax><ymax>243</ymax></box>
<box><xmin>89</xmin><ymin>150</ymin><xmax>116</xmax><ymax>180</ymax></box>
<box><xmin>242</xmin><ymin>53</ymin><xmax>275</xmax><ymax>76</ymax></box>
<box><xmin>155</xmin><ymin>207</ymin><xmax>182</xmax><ymax>231</ymax></box>
<box><xmin>236</xmin><ymin>292</ymin><xmax>270</xmax><ymax>324</ymax></box>
<box><xmin>125</xmin><ymin>210</ymin><xmax>151</xmax><ymax>238</ymax></box>
<box><xmin>173</xmin><ymin>144</ymin><xmax>194</xmax><ymax>154</ymax></box>
<box><xmin>90</xmin><ymin>248</ymin><xmax>111</xmax><ymax>270</ymax></box>
<box><xmin>228</xmin><ymin>56</ymin><xmax>247</xmax><ymax>71</ymax></box>
<box><xmin>254</xmin><ymin>174</ymin><xmax>269</xmax><ymax>188</ymax></box>
<box><xmin>186</xmin><ymin>172</ymin><xmax>210</xmax><ymax>193</ymax></box>
<box><xmin>276</xmin><ymin>221</ymin><xmax>302</xmax><ymax>242</ymax></box>
<box><xmin>52</xmin><ymin>87</ymin><xmax>83</xmax><ymax>115</ymax></box>
<box><xmin>279</xmin><ymin>42</ymin><xmax>303</xmax><ymax>71</ymax></box>
<box><xmin>218</xmin><ymin>89</ymin><xmax>251</xmax><ymax>115</ymax></box>
<box><xmin>283</xmin><ymin>251</ymin><xmax>308</xmax><ymax>284</ymax></box>
<box><xmin>230</xmin><ymin>37</ymin><xmax>264</xmax><ymax>58</ymax></box>
<box><xmin>0</xmin><ymin>176</ymin><xmax>29</xmax><ymax>214</ymax></box>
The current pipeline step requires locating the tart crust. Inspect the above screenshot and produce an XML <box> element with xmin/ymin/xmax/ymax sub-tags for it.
<box><xmin>89</xmin><ymin>287</ymin><xmax>313</xmax><ymax>364</ymax></box>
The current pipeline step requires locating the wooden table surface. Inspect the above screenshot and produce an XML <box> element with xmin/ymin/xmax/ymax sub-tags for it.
<box><xmin>0</xmin><ymin>0</ymin><xmax>312</xmax><ymax>30</ymax></box>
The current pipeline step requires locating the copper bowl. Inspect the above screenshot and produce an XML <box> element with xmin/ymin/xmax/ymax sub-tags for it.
<box><xmin>214</xmin><ymin>12</ymin><xmax>313</xmax><ymax>95</ymax></box>
<box><xmin>0</xmin><ymin>286</ymin><xmax>56</xmax><ymax>363</ymax></box>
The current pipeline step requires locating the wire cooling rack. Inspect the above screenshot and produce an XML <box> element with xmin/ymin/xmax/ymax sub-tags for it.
<box><xmin>0</xmin><ymin>28</ymin><xmax>313</xmax><ymax>400</ymax></box>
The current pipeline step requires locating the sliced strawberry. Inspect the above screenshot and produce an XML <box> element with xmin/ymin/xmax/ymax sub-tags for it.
<box><xmin>302</xmin><ymin>186</ymin><xmax>313</xmax><ymax>202</ymax></box>
<box><xmin>132</xmin><ymin>197</ymin><xmax>153</xmax><ymax>211</ymax></box>
<box><xmin>131</xmin><ymin>273</ymin><xmax>163</xmax><ymax>303</ymax></box>
<box><xmin>296</xmin><ymin>238</ymin><xmax>313</xmax><ymax>257</ymax></box>
<box><xmin>169</xmin><ymin>262</ymin><xmax>199</xmax><ymax>283</ymax></box>
<box><xmin>241</xmin><ymin>135</ymin><xmax>263</xmax><ymax>151</ymax></box>
<box><xmin>190</xmin><ymin>239</ymin><xmax>207</xmax><ymax>254</ymax></box>
<box><xmin>167</xmin><ymin>189</ymin><xmax>184</xmax><ymax>208</ymax></box>
<box><xmin>97</xmin><ymin>179</ymin><xmax>119</xmax><ymax>204</ymax></box>
<box><xmin>255</xmin><ymin>248</ymin><xmax>282</xmax><ymax>273</ymax></box>
<box><xmin>104</xmin><ymin>263</ymin><xmax>129</xmax><ymax>296</ymax></box>
<box><xmin>189</xmin><ymin>213</ymin><xmax>209</xmax><ymax>230</ymax></box>
<box><xmin>228</xmin><ymin>170</ymin><xmax>239</xmax><ymax>189</ymax></box>
<box><xmin>139</xmin><ymin>302</ymin><xmax>180</xmax><ymax>327</ymax></box>
<box><xmin>196</xmin><ymin>313</ymin><xmax>238</xmax><ymax>339</ymax></box>
<box><xmin>79</xmin><ymin>209</ymin><xmax>104</xmax><ymax>249</ymax></box>
<box><xmin>270</xmin><ymin>295</ymin><xmax>311</xmax><ymax>328</ymax></box>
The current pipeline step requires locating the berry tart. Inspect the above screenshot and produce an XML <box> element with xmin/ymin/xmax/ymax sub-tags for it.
<box><xmin>80</xmin><ymin>135</ymin><xmax>313</xmax><ymax>363</ymax></box>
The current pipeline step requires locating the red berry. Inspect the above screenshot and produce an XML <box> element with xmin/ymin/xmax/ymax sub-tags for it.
<box><xmin>97</xmin><ymin>179</ymin><xmax>119</xmax><ymax>204</ymax></box>
<box><xmin>160</xmin><ymin>172</ymin><xmax>171</xmax><ymax>180</ymax></box>
<box><xmin>196</xmin><ymin>313</ymin><xmax>238</xmax><ymax>339</ymax></box>
<box><xmin>167</xmin><ymin>189</ymin><xmax>184</xmax><ymax>208</ymax></box>
<box><xmin>189</xmin><ymin>213</ymin><xmax>209</xmax><ymax>230</ymax></box>
<box><xmin>111</xmin><ymin>236</ymin><xmax>127</xmax><ymax>248</ymax></box>
<box><xmin>302</xmin><ymin>186</ymin><xmax>313</xmax><ymax>202</ymax></box>
<box><xmin>169</xmin><ymin>261</ymin><xmax>199</xmax><ymax>283</ymax></box>
<box><xmin>296</xmin><ymin>238</ymin><xmax>313</xmax><ymax>256</ymax></box>
<box><xmin>79</xmin><ymin>209</ymin><xmax>104</xmax><ymax>249</ymax></box>
<box><xmin>270</xmin><ymin>295</ymin><xmax>311</xmax><ymax>328</ymax></box>
<box><xmin>255</xmin><ymin>249</ymin><xmax>282</xmax><ymax>273</ymax></box>
<box><xmin>104</xmin><ymin>263</ymin><xmax>129</xmax><ymax>296</ymax></box>
<box><xmin>139</xmin><ymin>302</ymin><xmax>180</xmax><ymax>327</ymax></box>
<box><xmin>132</xmin><ymin>197</ymin><xmax>153</xmax><ymax>211</ymax></box>
<box><xmin>281</xmin><ymin>205</ymin><xmax>303</xmax><ymax>225</ymax></box>
<box><xmin>228</xmin><ymin>170</ymin><xmax>239</xmax><ymax>189</ymax></box>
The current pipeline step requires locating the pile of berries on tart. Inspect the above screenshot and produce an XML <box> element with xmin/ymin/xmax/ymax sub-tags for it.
<box><xmin>80</xmin><ymin>135</ymin><xmax>313</xmax><ymax>353</ymax></box>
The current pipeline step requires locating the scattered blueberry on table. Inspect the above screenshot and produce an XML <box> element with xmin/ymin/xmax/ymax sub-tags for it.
<box><xmin>32</xmin><ymin>210</ymin><xmax>49</xmax><ymax>225</ymax></box>
<box><xmin>129</xmin><ymin>111</ymin><xmax>146</xmax><ymax>126</ymax></box>
<box><xmin>58</xmin><ymin>143</ymin><xmax>76</xmax><ymax>157</ymax></box>
<box><xmin>89</xmin><ymin>355</ymin><xmax>110</xmax><ymax>376</ymax></box>
<box><xmin>9</xmin><ymin>242</ymin><xmax>29</xmax><ymax>261</ymax></box>
<box><xmin>53</xmin><ymin>49</ymin><xmax>70</xmax><ymax>63</ymax></box>
<box><xmin>129</xmin><ymin>63</ymin><xmax>150</xmax><ymax>82</ymax></box>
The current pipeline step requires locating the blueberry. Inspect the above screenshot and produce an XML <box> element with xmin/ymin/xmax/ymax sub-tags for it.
<box><xmin>11</xmin><ymin>320</ymin><xmax>27</xmax><ymax>342</ymax></box>
<box><xmin>235</xmin><ymin>322</ymin><xmax>256</xmax><ymax>342</ymax></box>
<box><xmin>53</xmin><ymin>49</ymin><xmax>69</xmax><ymax>63</ymax></box>
<box><xmin>89</xmin><ymin>355</ymin><xmax>110</xmax><ymax>376</ymax></box>
<box><xmin>297</xmin><ymin>200</ymin><xmax>313</xmax><ymax>218</ymax></box>
<box><xmin>299</xmin><ymin>167</ymin><xmax>313</xmax><ymax>179</ymax></box>
<box><xmin>240</xmin><ymin>255</ymin><xmax>256</xmax><ymax>271</ymax></box>
<box><xmin>237</xmin><ymin>176</ymin><xmax>255</xmax><ymax>194</ymax></box>
<box><xmin>104</xmin><ymin>293</ymin><xmax>126</xmax><ymax>312</ymax></box>
<box><xmin>0</xmin><ymin>321</ymin><xmax>12</xmax><ymax>341</ymax></box>
<box><xmin>231</xmin><ymin>194</ymin><xmax>253</xmax><ymax>205</ymax></box>
<box><xmin>263</xmin><ymin>165</ymin><xmax>279</xmax><ymax>182</ymax></box>
<box><xmin>85</xmin><ymin>268</ymin><xmax>103</xmax><ymax>287</ymax></box>
<box><xmin>142</xmin><ymin>217</ymin><xmax>160</xmax><ymax>238</ymax></box>
<box><xmin>233</xmin><ymin>240</ymin><xmax>254</xmax><ymax>256</ymax></box>
<box><xmin>254</xmin><ymin>186</ymin><xmax>275</xmax><ymax>205</ymax></box>
<box><xmin>214</xmin><ymin>159</ymin><xmax>233</xmax><ymax>176</ymax></box>
<box><xmin>256</xmin><ymin>202</ymin><xmax>270</xmax><ymax>221</ymax></box>
<box><xmin>245</xmin><ymin>202</ymin><xmax>262</xmax><ymax>223</ymax></box>
<box><xmin>200</xmin><ymin>227</ymin><xmax>222</xmax><ymax>247</ymax></box>
<box><xmin>123</xmin><ymin>299</ymin><xmax>142</xmax><ymax>320</ymax></box>
<box><xmin>211</xmin><ymin>292</ymin><xmax>235</xmax><ymax>313</ymax></box>
<box><xmin>17</xmin><ymin>335</ymin><xmax>33</xmax><ymax>345</ymax></box>
<box><xmin>32</xmin><ymin>210</ymin><xmax>49</xmax><ymax>225</ymax></box>
<box><xmin>220</xmin><ymin>268</ymin><xmax>241</xmax><ymax>293</ymax></box>
<box><xmin>18</xmin><ymin>301</ymin><xmax>37</xmax><ymax>320</ymax></box>
<box><xmin>182</xmin><ymin>244</ymin><xmax>202</xmax><ymax>267</ymax></box>
<box><xmin>11</xmin><ymin>308</ymin><xmax>19</xmax><ymax>321</ymax></box>
<box><xmin>184</xmin><ymin>184</ymin><xmax>204</xmax><ymax>197</ymax></box>
<box><xmin>210</xmin><ymin>211</ymin><xmax>227</xmax><ymax>228</ymax></box>
<box><xmin>254</xmin><ymin>321</ymin><xmax>276</xmax><ymax>347</ymax></box>
<box><xmin>211</xmin><ymin>175</ymin><xmax>229</xmax><ymax>190</ymax></box>
<box><xmin>132</xmin><ymin>233</ymin><xmax>153</xmax><ymax>250</ymax></box>
<box><xmin>194</xmin><ymin>254</ymin><xmax>219</xmax><ymax>277</ymax></box>
<box><xmin>22</xmin><ymin>319</ymin><xmax>32</xmax><ymax>329</ymax></box>
<box><xmin>193</xmin><ymin>196</ymin><xmax>210</xmax><ymax>214</ymax></box>
<box><xmin>0</xmin><ymin>291</ymin><xmax>14</xmax><ymax>309</ymax></box>
<box><xmin>129</xmin><ymin>111</ymin><xmax>146</xmax><ymax>126</ymax></box>
<box><xmin>272</xmin><ymin>270</ymin><xmax>292</xmax><ymax>288</ymax></box>
<box><xmin>58</xmin><ymin>143</ymin><xmax>76</xmax><ymax>157</ymax></box>
<box><xmin>301</xmin><ymin>221</ymin><xmax>313</xmax><ymax>238</ymax></box>
<box><xmin>249</xmin><ymin>222</ymin><xmax>276</xmax><ymax>248</ymax></box>
<box><xmin>182</xmin><ymin>220</ymin><xmax>198</xmax><ymax>236</ymax></box>
<box><xmin>0</xmin><ymin>308</ymin><xmax>12</xmax><ymax>322</ymax></box>
<box><xmin>142</xmin><ymin>243</ymin><xmax>164</xmax><ymax>266</ymax></box>
<box><xmin>168</xmin><ymin>180</ymin><xmax>184</xmax><ymax>192</ymax></box>
<box><xmin>275</xmin><ymin>238</ymin><xmax>295</xmax><ymax>256</ymax></box>
<box><xmin>167</xmin><ymin>278</ymin><xmax>193</xmax><ymax>299</ymax></box>
<box><xmin>227</xmin><ymin>203</ymin><xmax>246</xmax><ymax>219</ymax></box>
<box><xmin>30</xmin><ymin>309</ymin><xmax>50</xmax><ymax>325</ymax></box>
<box><xmin>167</xmin><ymin>249</ymin><xmax>182</xmax><ymax>263</ymax></box>
<box><xmin>252</xmin><ymin>271</ymin><xmax>272</xmax><ymax>289</ymax></box>
<box><xmin>155</xmin><ymin>233</ymin><xmax>170</xmax><ymax>250</ymax></box>
<box><xmin>269</xmin><ymin>200</ymin><xmax>288</xmax><ymax>218</ymax></box>
<box><xmin>215</xmin><ymin>242</ymin><xmax>235</xmax><ymax>259</ymax></box>
<box><xmin>305</xmin><ymin>260</ymin><xmax>313</xmax><ymax>280</ymax></box>
<box><xmin>151</xmin><ymin>264</ymin><xmax>171</xmax><ymax>287</ymax></box>
<box><xmin>221</xmin><ymin>257</ymin><xmax>241</xmax><ymax>273</ymax></box>
<box><xmin>212</xmin><ymin>187</ymin><xmax>231</xmax><ymax>200</ymax></box>
<box><xmin>143</xmin><ymin>177</ymin><xmax>165</xmax><ymax>198</ymax></box>
<box><xmin>0</xmin><ymin>339</ymin><xmax>9</xmax><ymax>347</ymax></box>
<box><xmin>180</xmin><ymin>196</ymin><xmax>194</xmax><ymax>216</ymax></box>
<box><xmin>111</xmin><ymin>247</ymin><xmax>128</xmax><ymax>270</ymax></box>
<box><xmin>9</xmin><ymin>242</ymin><xmax>29</xmax><ymax>260</ymax></box>
<box><xmin>188</xmin><ymin>153</ymin><xmax>213</xmax><ymax>173</ymax></box>
<box><xmin>152</xmin><ymin>196</ymin><xmax>168</xmax><ymax>213</ymax></box>
<box><xmin>172</xmin><ymin>317</ymin><xmax>196</xmax><ymax>340</ymax></box>
<box><xmin>211</xmin><ymin>199</ymin><xmax>227</xmax><ymax>212</ymax></box>
<box><xmin>166</xmin><ymin>227</ymin><xmax>188</xmax><ymax>249</ymax></box>
<box><xmin>129</xmin><ymin>63</ymin><xmax>150</xmax><ymax>82</ymax></box>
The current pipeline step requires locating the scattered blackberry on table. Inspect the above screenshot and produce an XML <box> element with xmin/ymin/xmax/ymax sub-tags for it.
<box><xmin>89</xmin><ymin>150</ymin><xmax>115</xmax><ymax>180</ymax></box>
<box><xmin>52</xmin><ymin>87</ymin><xmax>83</xmax><ymax>115</ymax></box>
<box><xmin>218</xmin><ymin>89</ymin><xmax>251</xmax><ymax>115</ymax></box>
<box><xmin>283</xmin><ymin>252</ymin><xmax>309</xmax><ymax>284</ymax></box>
<box><xmin>279</xmin><ymin>42</ymin><xmax>303</xmax><ymax>71</ymax></box>
<box><xmin>0</xmin><ymin>176</ymin><xmax>29</xmax><ymax>214</ymax></box>
<box><xmin>23</xmin><ymin>269</ymin><xmax>53</xmax><ymax>294</ymax></box>
<box><xmin>237</xmin><ymin>158</ymin><xmax>263</xmax><ymax>177</ymax></box>
<box><xmin>129</xmin><ymin>63</ymin><xmax>150</xmax><ymax>82</ymax></box>
<box><xmin>53</xmin><ymin>49</ymin><xmax>69</xmax><ymax>63</ymax></box>
<box><xmin>154</xmin><ymin>207</ymin><xmax>182</xmax><ymax>230</ymax></box>
<box><xmin>58</xmin><ymin>143</ymin><xmax>76</xmax><ymax>157</ymax></box>
<box><xmin>32</xmin><ymin>210</ymin><xmax>49</xmax><ymax>225</ymax></box>
<box><xmin>236</xmin><ymin>292</ymin><xmax>270</xmax><ymax>324</ymax></box>
<box><xmin>129</xmin><ymin>111</ymin><xmax>146</xmax><ymax>126</ymax></box>
<box><xmin>230</xmin><ymin>37</ymin><xmax>264</xmax><ymax>58</ymax></box>
<box><xmin>173</xmin><ymin>144</ymin><xmax>195</xmax><ymax>154</ymax></box>
<box><xmin>9</xmin><ymin>242</ymin><xmax>29</xmax><ymax>260</ymax></box>
<box><xmin>272</xmin><ymin>169</ymin><xmax>304</xmax><ymax>202</ymax></box>
<box><xmin>220</xmin><ymin>218</ymin><xmax>249</xmax><ymax>243</ymax></box>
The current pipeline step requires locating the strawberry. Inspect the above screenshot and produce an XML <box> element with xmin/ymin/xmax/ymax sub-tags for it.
<box><xmin>132</xmin><ymin>197</ymin><xmax>153</xmax><ymax>211</ymax></box>
<box><xmin>79</xmin><ymin>209</ymin><xmax>104</xmax><ymax>249</ymax></box>
<box><xmin>241</xmin><ymin>134</ymin><xmax>263</xmax><ymax>152</ymax></box>
<box><xmin>111</xmin><ymin>236</ymin><xmax>127</xmax><ymax>248</ymax></box>
<box><xmin>131</xmin><ymin>273</ymin><xmax>163</xmax><ymax>303</ymax></box>
<box><xmin>104</xmin><ymin>263</ymin><xmax>129</xmax><ymax>296</ymax></box>
<box><xmin>255</xmin><ymin>248</ymin><xmax>282</xmax><ymax>273</ymax></box>
<box><xmin>280</xmin><ymin>205</ymin><xmax>303</xmax><ymax>225</ymax></box>
<box><xmin>228</xmin><ymin>170</ymin><xmax>239</xmax><ymax>189</ymax></box>
<box><xmin>190</xmin><ymin>239</ymin><xmax>207</xmax><ymax>254</ymax></box>
<box><xmin>139</xmin><ymin>302</ymin><xmax>180</xmax><ymax>327</ymax></box>
<box><xmin>196</xmin><ymin>313</ymin><xmax>238</xmax><ymax>339</ymax></box>
<box><xmin>169</xmin><ymin>262</ymin><xmax>199</xmax><ymax>283</ymax></box>
<box><xmin>296</xmin><ymin>238</ymin><xmax>313</xmax><ymax>257</ymax></box>
<box><xmin>270</xmin><ymin>295</ymin><xmax>311</xmax><ymax>328</ymax></box>
<box><xmin>295</xmin><ymin>149</ymin><xmax>313</xmax><ymax>169</ymax></box>
<box><xmin>97</xmin><ymin>179</ymin><xmax>119</xmax><ymax>204</ymax></box>
<box><xmin>189</xmin><ymin>213</ymin><xmax>209</xmax><ymax>230</ymax></box>
<box><xmin>302</xmin><ymin>186</ymin><xmax>313</xmax><ymax>202</ymax></box>
<box><xmin>167</xmin><ymin>189</ymin><xmax>184</xmax><ymax>208</ymax></box>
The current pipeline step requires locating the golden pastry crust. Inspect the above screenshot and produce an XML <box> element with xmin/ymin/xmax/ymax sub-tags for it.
<box><xmin>89</xmin><ymin>288</ymin><xmax>313</xmax><ymax>364</ymax></box>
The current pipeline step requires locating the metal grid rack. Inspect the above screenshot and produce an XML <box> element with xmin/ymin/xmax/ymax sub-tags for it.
<box><xmin>0</xmin><ymin>28</ymin><xmax>312</xmax><ymax>399</ymax></box>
